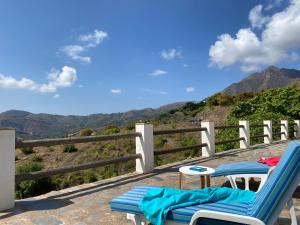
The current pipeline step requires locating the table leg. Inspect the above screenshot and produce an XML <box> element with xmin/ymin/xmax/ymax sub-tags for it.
<box><xmin>200</xmin><ymin>176</ymin><xmax>205</xmax><ymax>189</ymax></box>
<box><xmin>206</xmin><ymin>175</ymin><xmax>211</xmax><ymax>187</ymax></box>
<box><xmin>179</xmin><ymin>172</ymin><xmax>182</xmax><ymax>189</ymax></box>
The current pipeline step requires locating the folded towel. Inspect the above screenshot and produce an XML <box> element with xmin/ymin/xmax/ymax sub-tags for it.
<box><xmin>258</xmin><ymin>156</ymin><xmax>280</xmax><ymax>166</ymax></box>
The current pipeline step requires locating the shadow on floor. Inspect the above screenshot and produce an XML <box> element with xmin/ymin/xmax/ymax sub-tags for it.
<box><xmin>278</xmin><ymin>217</ymin><xmax>300</xmax><ymax>225</ymax></box>
<box><xmin>0</xmin><ymin>198</ymin><xmax>73</xmax><ymax>219</ymax></box>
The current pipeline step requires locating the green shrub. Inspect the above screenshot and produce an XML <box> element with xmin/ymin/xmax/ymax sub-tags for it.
<box><xmin>98</xmin><ymin>125</ymin><xmax>120</xmax><ymax>135</ymax></box>
<box><xmin>181</xmin><ymin>101</ymin><xmax>206</xmax><ymax>116</ymax></box>
<box><xmin>16</xmin><ymin>161</ymin><xmax>43</xmax><ymax>174</ymax></box>
<box><xmin>21</xmin><ymin>147</ymin><xmax>34</xmax><ymax>155</ymax></box>
<box><xmin>169</xmin><ymin>109</ymin><xmax>178</xmax><ymax>114</ymax></box>
<box><xmin>180</xmin><ymin>135</ymin><xmax>198</xmax><ymax>147</ymax></box>
<box><xmin>122</xmin><ymin>139</ymin><xmax>135</xmax><ymax>153</ymax></box>
<box><xmin>104</xmin><ymin>142</ymin><xmax>117</xmax><ymax>150</ymax></box>
<box><xmin>83</xmin><ymin>170</ymin><xmax>98</xmax><ymax>183</ymax></box>
<box><xmin>48</xmin><ymin>147</ymin><xmax>55</xmax><ymax>152</ymax></box>
<box><xmin>31</xmin><ymin>154</ymin><xmax>43</xmax><ymax>162</ymax></box>
<box><xmin>154</xmin><ymin>155</ymin><xmax>164</xmax><ymax>166</ymax></box>
<box><xmin>16</xmin><ymin>162</ymin><xmax>52</xmax><ymax>199</ymax></box>
<box><xmin>80</xmin><ymin>128</ymin><xmax>93</xmax><ymax>136</ymax></box>
<box><xmin>182</xmin><ymin>102</ymin><xmax>201</xmax><ymax>111</ymax></box>
<box><xmin>63</xmin><ymin>144</ymin><xmax>78</xmax><ymax>153</ymax></box>
<box><xmin>61</xmin><ymin>173</ymin><xmax>84</xmax><ymax>187</ymax></box>
<box><xmin>102</xmin><ymin>165</ymin><xmax>119</xmax><ymax>179</ymax></box>
<box><xmin>52</xmin><ymin>170</ymin><xmax>99</xmax><ymax>190</ymax></box>
<box><xmin>171</xmin><ymin>122</ymin><xmax>177</xmax><ymax>129</ymax></box>
<box><xmin>125</xmin><ymin>122</ymin><xmax>135</xmax><ymax>130</ymax></box>
<box><xmin>180</xmin><ymin>135</ymin><xmax>199</xmax><ymax>158</ymax></box>
<box><xmin>154</xmin><ymin>137</ymin><xmax>168</xmax><ymax>149</ymax></box>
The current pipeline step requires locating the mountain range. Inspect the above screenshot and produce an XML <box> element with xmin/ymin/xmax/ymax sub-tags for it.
<box><xmin>1</xmin><ymin>66</ymin><xmax>300</xmax><ymax>139</ymax></box>
<box><xmin>0</xmin><ymin>102</ymin><xmax>185</xmax><ymax>139</ymax></box>
<box><xmin>223</xmin><ymin>66</ymin><xmax>300</xmax><ymax>95</ymax></box>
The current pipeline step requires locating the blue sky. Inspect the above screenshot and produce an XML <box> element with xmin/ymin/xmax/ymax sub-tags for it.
<box><xmin>0</xmin><ymin>0</ymin><xmax>299</xmax><ymax>115</ymax></box>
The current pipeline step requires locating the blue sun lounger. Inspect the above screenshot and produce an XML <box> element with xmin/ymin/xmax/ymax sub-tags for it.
<box><xmin>212</xmin><ymin>161</ymin><xmax>273</xmax><ymax>192</ymax></box>
<box><xmin>110</xmin><ymin>141</ymin><xmax>300</xmax><ymax>225</ymax></box>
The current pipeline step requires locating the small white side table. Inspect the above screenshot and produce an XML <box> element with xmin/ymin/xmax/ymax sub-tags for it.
<box><xmin>179</xmin><ymin>166</ymin><xmax>215</xmax><ymax>189</ymax></box>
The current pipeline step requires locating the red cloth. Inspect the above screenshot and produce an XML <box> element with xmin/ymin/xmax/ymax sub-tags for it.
<box><xmin>258</xmin><ymin>157</ymin><xmax>280</xmax><ymax>166</ymax></box>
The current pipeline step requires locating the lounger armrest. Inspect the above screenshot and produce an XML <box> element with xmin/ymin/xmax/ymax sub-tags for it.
<box><xmin>189</xmin><ymin>210</ymin><xmax>266</xmax><ymax>225</ymax></box>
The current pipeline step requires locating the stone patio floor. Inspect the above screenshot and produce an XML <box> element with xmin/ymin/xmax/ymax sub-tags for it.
<box><xmin>0</xmin><ymin>141</ymin><xmax>299</xmax><ymax>225</ymax></box>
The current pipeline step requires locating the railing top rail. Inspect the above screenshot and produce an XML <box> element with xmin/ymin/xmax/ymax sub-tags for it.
<box><xmin>153</xmin><ymin>127</ymin><xmax>207</xmax><ymax>135</ymax></box>
<box><xmin>16</xmin><ymin>132</ymin><xmax>141</xmax><ymax>148</ymax></box>
<box><xmin>250</xmin><ymin>124</ymin><xmax>268</xmax><ymax>128</ymax></box>
<box><xmin>215</xmin><ymin>125</ymin><xmax>243</xmax><ymax>130</ymax></box>
<box><xmin>272</xmin><ymin>123</ymin><xmax>286</xmax><ymax>126</ymax></box>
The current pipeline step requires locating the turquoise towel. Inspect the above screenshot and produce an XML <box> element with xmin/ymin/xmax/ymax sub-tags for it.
<box><xmin>139</xmin><ymin>187</ymin><xmax>255</xmax><ymax>225</ymax></box>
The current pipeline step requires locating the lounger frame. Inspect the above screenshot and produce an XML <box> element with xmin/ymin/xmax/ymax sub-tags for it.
<box><xmin>190</xmin><ymin>199</ymin><xmax>297</xmax><ymax>225</ymax></box>
<box><xmin>126</xmin><ymin>212</ymin><xmax>266</xmax><ymax>225</ymax></box>
<box><xmin>190</xmin><ymin>210</ymin><xmax>266</xmax><ymax>225</ymax></box>
<box><xmin>227</xmin><ymin>166</ymin><xmax>276</xmax><ymax>192</ymax></box>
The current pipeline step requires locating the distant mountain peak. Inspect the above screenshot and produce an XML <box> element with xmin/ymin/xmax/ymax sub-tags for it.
<box><xmin>223</xmin><ymin>66</ymin><xmax>300</xmax><ymax>95</ymax></box>
<box><xmin>1</xmin><ymin>110</ymin><xmax>32</xmax><ymax>117</ymax></box>
<box><xmin>264</xmin><ymin>65</ymin><xmax>280</xmax><ymax>72</ymax></box>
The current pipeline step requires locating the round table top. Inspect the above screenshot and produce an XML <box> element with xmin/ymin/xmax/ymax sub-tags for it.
<box><xmin>179</xmin><ymin>165</ymin><xmax>215</xmax><ymax>176</ymax></box>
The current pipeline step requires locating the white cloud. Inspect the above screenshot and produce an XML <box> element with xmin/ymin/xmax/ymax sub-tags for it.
<box><xmin>160</xmin><ymin>48</ymin><xmax>181</xmax><ymax>60</ymax></box>
<box><xmin>209</xmin><ymin>0</ymin><xmax>300</xmax><ymax>72</ymax></box>
<box><xmin>140</xmin><ymin>88</ymin><xmax>167</xmax><ymax>95</ymax></box>
<box><xmin>61</xmin><ymin>29</ymin><xmax>108</xmax><ymax>63</ymax></box>
<box><xmin>249</xmin><ymin>5</ymin><xmax>270</xmax><ymax>28</ymax></box>
<box><xmin>110</xmin><ymin>89</ymin><xmax>122</xmax><ymax>94</ymax></box>
<box><xmin>62</xmin><ymin>45</ymin><xmax>91</xmax><ymax>63</ymax></box>
<box><xmin>53</xmin><ymin>94</ymin><xmax>60</xmax><ymax>99</ymax></box>
<box><xmin>150</xmin><ymin>69</ymin><xmax>167</xmax><ymax>76</ymax></box>
<box><xmin>79</xmin><ymin>29</ymin><xmax>108</xmax><ymax>47</ymax></box>
<box><xmin>186</xmin><ymin>87</ymin><xmax>195</xmax><ymax>93</ymax></box>
<box><xmin>0</xmin><ymin>66</ymin><xmax>77</xmax><ymax>93</ymax></box>
<box><xmin>266</xmin><ymin>0</ymin><xmax>284</xmax><ymax>10</ymax></box>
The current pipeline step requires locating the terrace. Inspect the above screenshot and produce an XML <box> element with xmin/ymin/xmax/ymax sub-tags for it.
<box><xmin>0</xmin><ymin>120</ymin><xmax>299</xmax><ymax>224</ymax></box>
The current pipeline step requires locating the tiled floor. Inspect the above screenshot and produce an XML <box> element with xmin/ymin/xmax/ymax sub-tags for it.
<box><xmin>0</xmin><ymin>141</ymin><xmax>299</xmax><ymax>225</ymax></box>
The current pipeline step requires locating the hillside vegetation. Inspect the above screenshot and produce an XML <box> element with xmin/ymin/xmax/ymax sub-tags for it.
<box><xmin>15</xmin><ymin>86</ymin><xmax>300</xmax><ymax>198</ymax></box>
<box><xmin>217</xmin><ymin>87</ymin><xmax>300</xmax><ymax>150</ymax></box>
